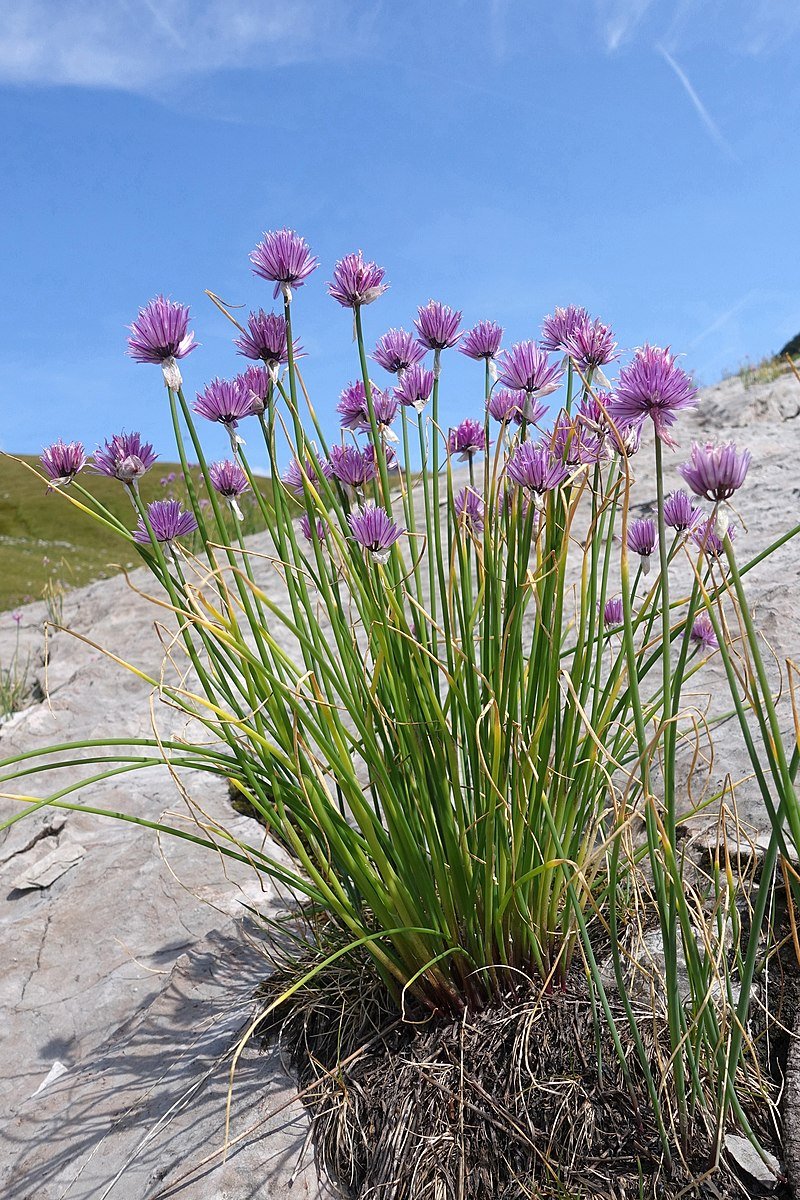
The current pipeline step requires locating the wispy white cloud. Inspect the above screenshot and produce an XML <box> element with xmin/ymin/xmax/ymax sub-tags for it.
<box><xmin>0</xmin><ymin>0</ymin><xmax>375</xmax><ymax>92</ymax></box>
<box><xmin>688</xmin><ymin>292</ymin><xmax>757</xmax><ymax>349</ymax></box>
<box><xmin>594</xmin><ymin>0</ymin><xmax>656</xmax><ymax>52</ymax></box>
<box><xmin>657</xmin><ymin>45</ymin><xmax>738</xmax><ymax>160</ymax></box>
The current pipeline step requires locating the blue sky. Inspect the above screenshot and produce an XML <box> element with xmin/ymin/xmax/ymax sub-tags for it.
<box><xmin>1</xmin><ymin>0</ymin><xmax>799</xmax><ymax>464</ymax></box>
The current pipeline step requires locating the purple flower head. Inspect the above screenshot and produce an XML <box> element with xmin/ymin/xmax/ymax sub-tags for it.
<box><xmin>448</xmin><ymin>418</ymin><xmax>487</xmax><ymax>462</ymax></box>
<box><xmin>613</xmin><ymin>345</ymin><xmax>698</xmax><ymax>446</ymax></box>
<box><xmin>454</xmin><ymin>487</ymin><xmax>485</xmax><ymax>534</ymax></box>
<box><xmin>40</xmin><ymin>440</ymin><xmax>87</xmax><ymax>489</ymax></box>
<box><xmin>347</xmin><ymin>503</ymin><xmax>404</xmax><ymax>563</ymax></box>
<box><xmin>394</xmin><ymin>363</ymin><xmax>434</xmax><ymax>413</ymax></box>
<box><xmin>414</xmin><ymin>301</ymin><xmax>463</xmax><ymax>352</ymax></box>
<box><xmin>134</xmin><ymin>499</ymin><xmax>198</xmax><ymax>546</ymax></box>
<box><xmin>328</xmin><ymin>444</ymin><xmax>377</xmax><ymax>490</ymax></box>
<box><xmin>691</xmin><ymin>516</ymin><xmax>736</xmax><ymax>558</ymax></box>
<box><xmin>487</xmin><ymin>389</ymin><xmax>524</xmax><ymax>425</ymax></box>
<box><xmin>372</xmin><ymin>328</ymin><xmax>427</xmax><ymax>375</ymax></box>
<box><xmin>249</xmin><ymin>229</ymin><xmax>319</xmax><ymax>300</ymax></box>
<box><xmin>627</xmin><ymin>517</ymin><xmax>657</xmax><ymax>567</ymax></box>
<box><xmin>237</xmin><ymin>364</ymin><xmax>272</xmax><ymax>416</ymax></box>
<box><xmin>193</xmin><ymin>377</ymin><xmax>254</xmax><ymax>432</ymax></box>
<box><xmin>336</xmin><ymin>381</ymin><xmax>398</xmax><ymax>433</ymax></box>
<box><xmin>607</xmin><ymin>410</ymin><xmax>644</xmax><ymax>458</ymax></box>
<box><xmin>209</xmin><ymin>459</ymin><xmax>249</xmax><ymax>499</ymax></box>
<box><xmin>691</xmin><ymin>614</ymin><xmax>718</xmax><ymax>651</ymax></box>
<box><xmin>300</xmin><ymin>513</ymin><xmax>327</xmax><ymax>543</ymax></box>
<box><xmin>93</xmin><ymin>432</ymin><xmax>158</xmax><ymax>485</ymax></box>
<box><xmin>12</xmin><ymin>611</ymin><xmax>22</xmax><ymax>626</ymax></box>
<box><xmin>603</xmin><ymin>596</ymin><xmax>624</xmax><ymax>628</ymax></box>
<box><xmin>127</xmin><ymin>296</ymin><xmax>198</xmax><ymax>369</ymax></box>
<box><xmin>663</xmin><ymin>489</ymin><xmax>703</xmax><ymax>532</ymax></box>
<box><xmin>678</xmin><ymin>441</ymin><xmax>752</xmax><ymax>503</ymax></box>
<box><xmin>506</xmin><ymin>442</ymin><xmax>569</xmax><ymax>495</ymax></box>
<box><xmin>540</xmin><ymin>305</ymin><xmax>590</xmax><ymax>353</ymax></box>
<box><xmin>459</xmin><ymin>320</ymin><xmax>503</xmax><ymax>362</ymax></box>
<box><xmin>234</xmin><ymin>311</ymin><xmax>294</xmax><ymax>371</ymax></box>
<box><xmin>282</xmin><ymin>456</ymin><xmax>332</xmax><ymax>498</ymax></box>
<box><xmin>561</xmin><ymin>315</ymin><xmax>618</xmax><ymax>370</ymax></box>
<box><xmin>496</xmin><ymin>342</ymin><xmax>564</xmax><ymax>401</ymax></box>
<box><xmin>327</xmin><ymin>251</ymin><xmax>388</xmax><ymax>309</ymax></box>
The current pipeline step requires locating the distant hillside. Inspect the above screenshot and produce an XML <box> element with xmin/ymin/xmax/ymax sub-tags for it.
<box><xmin>779</xmin><ymin>331</ymin><xmax>800</xmax><ymax>360</ymax></box>
<box><xmin>0</xmin><ymin>455</ymin><xmax>273</xmax><ymax>613</ymax></box>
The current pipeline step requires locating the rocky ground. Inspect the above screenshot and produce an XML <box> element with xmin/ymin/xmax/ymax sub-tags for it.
<box><xmin>1</xmin><ymin>366</ymin><xmax>799</xmax><ymax>1198</ymax></box>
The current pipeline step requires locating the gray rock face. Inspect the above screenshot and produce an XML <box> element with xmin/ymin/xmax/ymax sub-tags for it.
<box><xmin>1</xmin><ymin>367</ymin><xmax>799</xmax><ymax>1195</ymax></box>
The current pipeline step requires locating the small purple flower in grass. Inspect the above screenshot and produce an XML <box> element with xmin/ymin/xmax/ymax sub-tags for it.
<box><xmin>627</xmin><ymin>517</ymin><xmax>657</xmax><ymax>573</ymax></box>
<box><xmin>194</xmin><ymin>378</ymin><xmax>254</xmax><ymax>452</ymax></box>
<box><xmin>540</xmin><ymin>305</ymin><xmax>590</xmax><ymax>353</ymax></box>
<box><xmin>663</xmin><ymin>489</ymin><xmax>703</xmax><ymax>532</ymax></box>
<box><xmin>234</xmin><ymin>311</ymin><xmax>295</xmax><ymax>375</ymax></box>
<box><xmin>328</xmin><ymin>251</ymin><xmax>388</xmax><ymax>309</ymax></box>
<box><xmin>282</xmin><ymin>456</ymin><xmax>332</xmax><ymax>498</ymax></box>
<box><xmin>506</xmin><ymin>442</ymin><xmax>569</xmax><ymax>496</ymax></box>
<box><xmin>372</xmin><ymin>329</ymin><xmax>427</xmax><ymax>375</ymax></box>
<box><xmin>209</xmin><ymin>460</ymin><xmax>250</xmax><ymax>521</ymax></box>
<box><xmin>328</xmin><ymin>444</ymin><xmax>377</xmax><ymax>491</ymax></box>
<box><xmin>394</xmin><ymin>364</ymin><xmax>434</xmax><ymax>413</ymax></box>
<box><xmin>678</xmin><ymin>441</ymin><xmax>751</xmax><ymax>502</ymax></box>
<box><xmin>448</xmin><ymin>418</ymin><xmax>487</xmax><ymax>462</ymax></box>
<box><xmin>300</xmin><ymin>514</ymin><xmax>327</xmax><ymax>543</ymax></box>
<box><xmin>348</xmin><ymin>503</ymin><xmax>404</xmax><ymax>563</ymax></box>
<box><xmin>561</xmin><ymin>315</ymin><xmax>618</xmax><ymax>370</ymax></box>
<box><xmin>454</xmin><ymin>487</ymin><xmax>485</xmax><ymax>534</ymax></box>
<box><xmin>487</xmin><ymin>389</ymin><xmax>523</xmax><ymax>425</ymax></box>
<box><xmin>237</xmin><ymin>364</ymin><xmax>272</xmax><ymax>416</ymax></box>
<box><xmin>692</xmin><ymin>516</ymin><xmax>736</xmax><ymax>558</ymax></box>
<box><xmin>460</xmin><ymin>320</ymin><xmax>503</xmax><ymax>362</ymax></box>
<box><xmin>603</xmin><ymin>596</ymin><xmax>624</xmax><ymax>628</ymax></box>
<box><xmin>128</xmin><ymin>296</ymin><xmax>198</xmax><ymax>389</ymax></box>
<box><xmin>691</xmin><ymin>614</ymin><xmax>718</xmax><ymax>652</ymax></box>
<box><xmin>613</xmin><ymin>345</ymin><xmax>698</xmax><ymax>446</ymax></box>
<box><xmin>12</xmin><ymin>611</ymin><xmax>22</xmax><ymax>626</ymax></box>
<box><xmin>250</xmin><ymin>229</ymin><xmax>319</xmax><ymax>301</ymax></box>
<box><xmin>496</xmin><ymin>342</ymin><xmax>564</xmax><ymax>413</ymax></box>
<box><xmin>134</xmin><ymin>499</ymin><xmax>198</xmax><ymax>548</ymax></box>
<box><xmin>41</xmin><ymin>440</ymin><xmax>87</xmax><ymax>489</ymax></box>
<box><xmin>93</xmin><ymin>432</ymin><xmax>158</xmax><ymax>485</ymax></box>
<box><xmin>414</xmin><ymin>301</ymin><xmax>463</xmax><ymax>354</ymax></box>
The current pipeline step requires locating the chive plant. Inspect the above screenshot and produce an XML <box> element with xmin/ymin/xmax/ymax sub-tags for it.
<box><xmin>3</xmin><ymin>236</ymin><xmax>799</xmax><ymax>1169</ymax></box>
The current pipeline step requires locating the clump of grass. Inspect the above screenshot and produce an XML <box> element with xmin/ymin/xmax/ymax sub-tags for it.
<box><xmin>0</xmin><ymin>611</ymin><xmax>30</xmax><ymax>720</ymax></box>
<box><xmin>2</xmin><ymin>239</ymin><xmax>800</xmax><ymax>1195</ymax></box>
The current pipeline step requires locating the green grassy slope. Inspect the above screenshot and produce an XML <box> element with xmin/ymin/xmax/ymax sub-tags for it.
<box><xmin>0</xmin><ymin>454</ymin><xmax>274</xmax><ymax>612</ymax></box>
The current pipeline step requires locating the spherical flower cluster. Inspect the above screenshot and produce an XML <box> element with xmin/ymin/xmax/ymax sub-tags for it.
<box><xmin>561</xmin><ymin>316</ymin><xmax>618</xmax><ymax>370</ymax></box>
<box><xmin>300</xmin><ymin>514</ymin><xmax>327</xmax><ymax>543</ymax></box>
<box><xmin>414</xmin><ymin>301</ymin><xmax>463</xmax><ymax>352</ymax></box>
<box><xmin>448</xmin><ymin>419</ymin><xmax>487</xmax><ymax>462</ymax></box>
<box><xmin>250</xmin><ymin>229</ymin><xmax>319</xmax><ymax>300</ymax></box>
<box><xmin>128</xmin><ymin>296</ymin><xmax>198</xmax><ymax>388</ymax></box>
<box><xmin>133</xmin><ymin>499</ymin><xmax>198</xmax><ymax>547</ymax></box>
<box><xmin>237</xmin><ymin>364</ymin><xmax>272</xmax><ymax>415</ymax></box>
<box><xmin>234</xmin><ymin>311</ymin><xmax>293</xmax><ymax>371</ymax></box>
<box><xmin>626</xmin><ymin>518</ymin><xmax>657</xmax><ymax>570</ymax></box>
<box><xmin>194</xmin><ymin>378</ymin><xmax>255</xmax><ymax>450</ymax></box>
<box><xmin>691</xmin><ymin>516</ymin><xmax>736</xmax><ymax>558</ymax></box>
<box><xmin>336</xmin><ymin>381</ymin><xmax>398</xmax><ymax>434</ymax></box>
<box><xmin>663</xmin><ymin>489</ymin><xmax>703</xmax><ymax>532</ymax></box>
<box><xmin>347</xmin><ymin>503</ymin><xmax>404</xmax><ymax>563</ymax></box>
<box><xmin>373</xmin><ymin>329</ymin><xmax>427</xmax><ymax>375</ymax></box>
<box><xmin>691</xmin><ymin>614</ymin><xmax>719</xmax><ymax>651</ymax></box>
<box><xmin>506</xmin><ymin>442</ymin><xmax>569</xmax><ymax>495</ymax></box>
<box><xmin>209</xmin><ymin>459</ymin><xmax>250</xmax><ymax>520</ymax></box>
<box><xmin>603</xmin><ymin>596</ymin><xmax>624</xmax><ymax>628</ymax></box>
<box><xmin>328</xmin><ymin>251</ymin><xmax>388</xmax><ymax>309</ymax></box>
<box><xmin>487</xmin><ymin>389</ymin><xmax>524</xmax><ymax>425</ymax></box>
<box><xmin>678</xmin><ymin>441</ymin><xmax>751</xmax><ymax>502</ymax></box>
<box><xmin>459</xmin><ymin>321</ymin><xmax>503</xmax><ymax>362</ymax></box>
<box><xmin>454</xmin><ymin>487</ymin><xmax>485</xmax><ymax>534</ymax></box>
<box><xmin>41</xmin><ymin>440</ymin><xmax>87</xmax><ymax>489</ymax></box>
<box><xmin>540</xmin><ymin>305</ymin><xmax>590</xmax><ymax>353</ymax></box>
<box><xmin>496</xmin><ymin>342</ymin><xmax>564</xmax><ymax>405</ymax></box>
<box><xmin>551</xmin><ymin>411</ymin><xmax>602</xmax><ymax>467</ymax></box>
<box><xmin>328</xmin><ymin>444</ymin><xmax>377</xmax><ymax>490</ymax></box>
<box><xmin>394</xmin><ymin>364</ymin><xmax>434</xmax><ymax>413</ymax></box>
<box><xmin>613</xmin><ymin>345</ymin><xmax>698</xmax><ymax>445</ymax></box>
<box><xmin>93</xmin><ymin>432</ymin><xmax>158</xmax><ymax>485</ymax></box>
